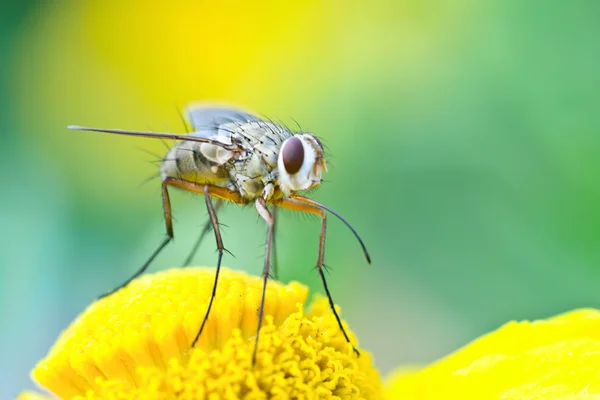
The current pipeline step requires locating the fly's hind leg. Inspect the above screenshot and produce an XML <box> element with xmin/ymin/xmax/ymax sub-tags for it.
<box><xmin>98</xmin><ymin>178</ymin><xmax>175</xmax><ymax>299</ymax></box>
<box><xmin>155</xmin><ymin>179</ymin><xmax>249</xmax><ymax>347</ymax></box>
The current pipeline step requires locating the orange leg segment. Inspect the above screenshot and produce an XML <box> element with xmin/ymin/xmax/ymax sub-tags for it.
<box><xmin>276</xmin><ymin>197</ymin><xmax>360</xmax><ymax>356</ymax></box>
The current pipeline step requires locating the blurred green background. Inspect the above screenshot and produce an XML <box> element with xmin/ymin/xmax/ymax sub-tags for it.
<box><xmin>2</xmin><ymin>0</ymin><xmax>600</xmax><ymax>397</ymax></box>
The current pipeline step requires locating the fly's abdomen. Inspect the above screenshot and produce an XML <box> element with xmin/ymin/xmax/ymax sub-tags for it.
<box><xmin>160</xmin><ymin>141</ymin><xmax>230</xmax><ymax>184</ymax></box>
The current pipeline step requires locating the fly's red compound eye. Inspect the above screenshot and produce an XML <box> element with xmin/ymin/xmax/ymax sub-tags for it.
<box><xmin>282</xmin><ymin>136</ymin><xmax>304</xmax><ymax>174</ymax></box>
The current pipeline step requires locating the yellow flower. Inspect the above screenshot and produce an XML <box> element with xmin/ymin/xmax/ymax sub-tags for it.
<box><xmin>385</xmin><ymin>309</ymin><xmax>600</xmax><ymax>399</ymax></box>
<box><xmin>20</xmin><ymin>268</ymin><xmax>383</xmax><ymax>399</ymax></box>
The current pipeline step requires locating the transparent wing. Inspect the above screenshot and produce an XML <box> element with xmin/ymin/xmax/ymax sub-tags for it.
<box><xmin>186</xmin><ymin>104</ymin><xmax>261</xmax><ymax>135</ymax></box>
<box><xmin>68</xmin><ymin>105</ymin><xmax>260</xmax><ymax>150</ymax></box>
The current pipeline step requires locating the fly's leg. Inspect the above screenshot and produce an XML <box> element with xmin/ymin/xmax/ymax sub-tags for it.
<box><xmin>292</xmin><ymin>195</ymin><xmax>371</xmax><ymax>264</ymax></box>
<box><xmin>191</xmin><ymin>186</ymin><xmax>226</xmax><ymax>347</ymax></box>
<box><xmin>98</xmin><ymin>178</ymin><xmax>175</xmax><ymax>299</ymax></box>
<box><xmin>182</xmin><ymin>199</ymin><xmax>223</xmax><ymax>266</ymax></box>
<box><xmin>153</xmin><ymin>179</ymin><xmax>248</xmax><ymax>346</ymax></box>
<box><xmin>276</xmin><ymin>197</ymin><xmax>360</xmax><ymax>356</ymax></box>
<box><xmin>163</xmin><ymin>178</ymin><xmax>247</xmax><ymax>205</ymax></box>
<box><xmin>253</xmin><ymin>197</ymin><xmax>275</xmax><ymax>365</ymax></box>
<box><xmin>314</xmin><ymin>209</ymin><xmax>360</xmax><ymax>356</ymax></box>
<box><xmin>271</xmin><ymin>206</ymin><xmax>279</xmax><ymax>280</ymax></box>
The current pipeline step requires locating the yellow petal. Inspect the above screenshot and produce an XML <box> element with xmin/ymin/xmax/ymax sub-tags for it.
<box><xmin>385</xmin><ymin>309</ymin><xmax>600</xmax><ymax>399</ymax></box>
<box><xmin>24</xmin><ymin>267</ymin><xmax>382</xmax><ymax>399</ymax></box>
<box><xmin>17</xmin><ymin>392</ymin><xmax>54</xmax><ymax>400</ymax></box>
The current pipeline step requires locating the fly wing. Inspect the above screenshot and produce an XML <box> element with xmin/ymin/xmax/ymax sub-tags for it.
<box><xmin>184</xmin><ymin>106</ymin><xmax>259</xmax><ymax>166</ymax></box>
<box><xmin>186</xmin><ymin>104</ymin><xmax>261</xmax><ymax>135</ymax></box>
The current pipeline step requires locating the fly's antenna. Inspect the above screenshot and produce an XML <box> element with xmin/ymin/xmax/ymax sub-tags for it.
<box><xmin>297</xmin><ymin>197</ymin><xmax>371</xmax><ymax>264</ymax></box>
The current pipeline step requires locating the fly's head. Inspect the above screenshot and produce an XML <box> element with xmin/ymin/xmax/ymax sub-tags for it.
<box><xmin>277</xmin><ymin>134</ymin><xmax>327</xmax><ymax>195</ymax></box>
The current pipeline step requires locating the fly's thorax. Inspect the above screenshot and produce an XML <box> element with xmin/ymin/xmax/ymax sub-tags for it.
<box><xmin>276</xmin><ymin>134</ymin><xmax>326</xmax><ymax>196</ymax></box>
<box><xmin>224</xmin><ymin>120</ymin><xmax>292</xmax><ymax>200</ymax></box>
<box><xmin>229</xmin><ymin>151</ymin><xmax>275</xmax><ymax>200</ymax></box>
<box><xmin>160</xmin><ymin>141</ymin><xmax>230</xmax><ymax>184</ymax></box>
<box><xmin>225</xmin><ymin>120</ymin><xmax>290</xmax><ymax>169</ymax></box>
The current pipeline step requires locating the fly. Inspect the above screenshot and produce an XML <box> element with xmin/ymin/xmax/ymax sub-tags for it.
<box><xmin>68</xmin><ymin>105</ymin><xmax>371</xmax><ymax>364</ymax></box>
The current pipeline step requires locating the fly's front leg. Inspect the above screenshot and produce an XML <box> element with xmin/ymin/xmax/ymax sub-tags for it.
<box><xmin>313</xmin><ymin>207</ymin><xmax>360</xmax><ymax>356</ymax></box>
<box><xmin>253</xmin><ymin>197</ymin><xmax>275</xmax><ymax>365</ymax></box>
<box><xmin>99</xmin><ymin>178</ymin><xmax>175</xmax><ymax>299</ymax></box>
<box><xmin>276</xmin><ymin>197</ymin><xmax>360</xmax><ymax>356</ymax></box>
<box><xmin>271</xmin><ymin>206</ymin><xmax>279</xmax><ymax>280</ymax></box>
<box><xmin>191</xmin><ymin>186</ymin><xmax>226</xmax><ymax>347</ymax></box>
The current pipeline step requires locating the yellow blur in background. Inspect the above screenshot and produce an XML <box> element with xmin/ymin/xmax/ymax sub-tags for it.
<box><xmin>2</xmin><ymin>0</ymin><xmax>600</xmax><ymax>398</ymax></box>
